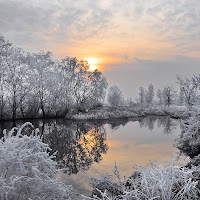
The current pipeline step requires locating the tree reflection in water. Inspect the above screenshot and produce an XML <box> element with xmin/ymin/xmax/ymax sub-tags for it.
<box><xmin>41</xmin><ymin>121</ymin><xmax>109</xmax><ymax>175</ymax></box>
<box><xmin>138</xmin><ymin>116</ymin><xmax>178</xmax><ymax>134</ymax></box>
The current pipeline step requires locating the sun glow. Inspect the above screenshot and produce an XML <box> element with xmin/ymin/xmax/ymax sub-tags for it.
<box><xmin>85</xmin><ymin>57</ymin><xmax>101</xmax><ymax>71</ymax></box>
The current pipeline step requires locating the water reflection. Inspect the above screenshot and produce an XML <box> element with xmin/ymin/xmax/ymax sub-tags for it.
<box><xmin>104</xmin><ymin>116</ymin><xmax>178</xmax><ymax>134</ymax></box>
<box><xmin>0</xmin><ymin>116</ymin><xmax>180</xmax><ymax>176</ymax></box>
<box><xmin>43</xmin><ymin>121</ymin><xmax>108</xmax><ymax>175</ymax></box>
<box><xmin>138</xmin><ymin>116</ymin><xmax>177</xmax><ymax>134</ymax></box>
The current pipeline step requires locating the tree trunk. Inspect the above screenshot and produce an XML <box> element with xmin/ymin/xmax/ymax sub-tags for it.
<box><xmin>41</xmin><ymin>103</ymin><xmax>46</xmax><ymax>118</ymax></box>
<box><xmin>13</xmin><ymin>94</ymin><xmax>17</xmax><ymax>120</ymax></box>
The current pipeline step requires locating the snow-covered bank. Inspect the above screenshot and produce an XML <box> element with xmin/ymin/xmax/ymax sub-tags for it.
<box><xmin>70</xmin><ymin>105</ymin><xmax>195</xmax><ymax>120</ymax></box>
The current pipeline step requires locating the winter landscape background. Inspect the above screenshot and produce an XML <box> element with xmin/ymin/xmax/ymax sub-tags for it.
<box><xmin>1</xmin><ymin>0</ymin><xmax>200</xmax><ymax>199</ymax></box>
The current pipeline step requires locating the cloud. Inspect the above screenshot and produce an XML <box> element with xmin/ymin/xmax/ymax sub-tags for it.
<box><xmin>1</xmin><ymin>0</ymin><xmax>200</xmax><ymax>61</ymax></box>
<box><xmin>144</xmin><ymin>0</ymin><xmax>200</xmax><ymax>47</ymax></box>
<box><xmin>0</xmin><ymin>0</ymin><xmax>112</xmax><ymax>51</ymax></box>
<box><xmin>109</xmin><ymin>0</ymin><xmax>200</xmax><ymax>53</ymax></box>
<box><xmin>0</xmin><ymin>0</ymin><xmax>57</xmax><ymax>50</ymax></box>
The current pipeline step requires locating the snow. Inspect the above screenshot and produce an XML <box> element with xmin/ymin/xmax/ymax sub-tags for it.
<box><xmin>90</xmin><ymin>161</ymin><xmax>199</xmax><ymax>199</ymax></box>
<box><xmin>0</xmin><ymin>122</ymin><xmax>77</xmax><ymax>200</ymax></box>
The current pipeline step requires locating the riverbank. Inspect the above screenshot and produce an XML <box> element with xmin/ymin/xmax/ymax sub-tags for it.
<box><xmin>70</xmin><ymin>105</ymin><xmax>196</xmax><ymax>120</ymax></box>
<box><xmin>0</xmin><ymin>105</ymin><xmax>197</xmax><ymax>122</ymax></box>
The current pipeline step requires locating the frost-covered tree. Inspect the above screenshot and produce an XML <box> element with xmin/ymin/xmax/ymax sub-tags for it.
<box><xmin>107</xmin><ymin>85</ymin><xmax>123</xmax><ymax>107</ymax></box>
<box><xmin>59</xmin><ymin>59</ymin><xmax>106</xmax><ymax>111</ymax></box>
<box><xmin>0</xmin><ymin>33</ymin><xmax>108</xmax><ymax>119</ymax></box>
<box><xmin>138</xmin><ymin>86</ymin><xmax>145</xmax><ymax>104</ymax></box>
<box><xmin>0</xmin><ymin>34</ymin><xmax>11</xmax><ymax>53</ymax></box>
<box><xmin>28</xmin><ymin>51</ymin><xmax>55</xmax><ymax>118</ymax></box>
<box><xmin>162</xmin><ymin>86</ymin><xmax>176</xmax><ymax>107</ymax></box>
<box><xmin>177</xmin><ymin>75</ymin><xmax>199</xmax><ymax>110</ymax></box>
<box><xmin>3</xmin><ymin>47</ymin><xmax>30</xmax><ymax>120</ymax></box>
<box><xmin>88</xmin><ymin>70</ymin><xmax>108</xmax><ymax>108</ymax></box>
<box><xmin>145</xmin><ymin>84</ymin><xmax>154</xmax><ymax>104</ymax></box>
<box><xmin>127</xmin><ymin>97</ymin><xmax>134</xmax><ymax>106</ymax></box>
<box><xmin>0</xmin><ymin>34</ymin><xmax>12</xmax><ymax>119</ymax></box>
<box><xmin>157</xmin><ymin>89</ymin><xmax>163</xmax><ymax>105</ymax></box>
<box><xmin>178</xmin><ymin>89</ymin><xmax>185</xmax><ymax>106</ymax></box>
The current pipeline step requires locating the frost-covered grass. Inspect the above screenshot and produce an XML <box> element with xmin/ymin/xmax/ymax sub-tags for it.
<box><xmin>71</xmin><ymin>105</ymin><xmax>193</xmax><ymax>120</ymax></box>
<box><xmin>89</xmin><ymin>161</ymin><xmax>199</xmax><ymax>200</ymax></box>
<box><xmin>0</xmin><ymin>122</ymin><xmax>78</xmax><ymax>200</ymax></box>
<box><xmin>71</xmin><ymin>106</ymin><xmax>138</xmax><ymax>120</ymax></box>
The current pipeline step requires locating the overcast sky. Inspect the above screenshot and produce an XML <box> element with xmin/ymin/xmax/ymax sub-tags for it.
<box><xmin>1</xmin><ymin>0</ymin><xmax>200</xmax><ymax>97</ymax></box>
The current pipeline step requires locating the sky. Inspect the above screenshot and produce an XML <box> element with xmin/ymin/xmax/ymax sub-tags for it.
<box><xmin>1</xmin><ymin>0</ymin><xmax>200</xmax><ymax>98</ymax></box>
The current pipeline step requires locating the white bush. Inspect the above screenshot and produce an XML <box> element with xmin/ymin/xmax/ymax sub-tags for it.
<box><xmin>176</xmin><ymin>115</ymin><xmax>200</xmax><ymax>158</ymax></box>
<box><xmin>89</xmin><ymin>161</ymin><xmax>199</xmax><ymax>200</ymax></box>
<box><xmin>0</xmin><ymin>122</ymin><xmax>77</xmax><ymax>200</ymax></box>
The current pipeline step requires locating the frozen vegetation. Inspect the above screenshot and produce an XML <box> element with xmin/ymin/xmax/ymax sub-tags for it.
<box><xmin>71</xmin><ymin>105</ymin><xmax>196</xmax><ymax>120</ymax></box>
<box><xmin>0</xmin><ymin>34</ymin><xmax>107</xmax><ymax>120</ymax></box>
<box><xmin>0</xmin><ymin>123</ymin><xmax>78</xmax><ymax>200</ymax></box>
<box><xmin>90</xmin><ymin>161</ymin><xmax>199</xmax><ymax>200</ymax></box>
<box><xmin>176</xmin><ymin>115</ymin><xmax>200</xmax><ymax>162</ymax></box>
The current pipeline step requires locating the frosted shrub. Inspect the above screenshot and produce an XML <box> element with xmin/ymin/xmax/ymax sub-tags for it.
<box><xmin>189</xmin><ymin>155</ymin><xmax>200</xmax><ymax>167</ymax></box>
<box><xmin>90</xmin><ymin>161</ymin><xmax>199</xmax><ymax>200</ymax></box>
<box><xmin>176</xmin><ymin>115</ymin><xmax>200</xmax><ymax>158</ymax></box>
<box><xmin>0</xmin><ymin>122</ymin><xmax>77</xmax><ymax>200</ymax></box>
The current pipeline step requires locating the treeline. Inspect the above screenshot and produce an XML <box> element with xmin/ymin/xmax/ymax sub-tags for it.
<box><xmin>0</xmin><ymin>34</ymin><xmax>107</xmax><ymax>120</ymax></box>
<box><xmin>136</xmin><ymin>75</ymin><xmax>200</xmax><ymax>110</ymax></box>
<box><xmin>138</xmin><ymin>84</ymin><xmax>176</xmax><ymax>106</ymax></box>
<box><xmin>1</xmin><ymin>33</ymin><xmax>200</xmax><ymax>120</ymax></box>
<box><xmin>107</xmin><ymin>76</ymin><xmax>200</xmax><ymax>110</ymax></box>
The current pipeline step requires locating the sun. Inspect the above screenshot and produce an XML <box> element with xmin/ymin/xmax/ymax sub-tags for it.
<box><xmin>85</xmin><ymin>57</ymin><xmax>101</xmax><ymax>71</ymax></box>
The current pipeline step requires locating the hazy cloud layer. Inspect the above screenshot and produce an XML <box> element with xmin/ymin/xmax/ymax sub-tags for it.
<box><xmin>1</xmin><ymin>0</ymin><xmax>200</xmax><ymax>56</ymax></box>
<box><xmin>0</xmin><ymin>0</ymin><xmax>112</xmax><ymax>51</ymax></box>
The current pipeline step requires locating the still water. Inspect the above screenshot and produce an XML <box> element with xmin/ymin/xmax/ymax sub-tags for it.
<box><xmin>0</xmin><ymin>116</ymin><xmax>187</xmax><ymax>195</ymax></box>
